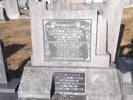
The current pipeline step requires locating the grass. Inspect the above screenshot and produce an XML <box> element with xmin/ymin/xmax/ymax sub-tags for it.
<box><xmin>0</xmin><ymin>8</ymin><xmax>132</xmax><ymax>70</ymax></box>
<box><xmin>0</xmin><ymin>19</ymin><xmax>31</xmax><ymax>70</ymax></box>
<box><xmin>119</xmin><ymin>7</ymin><xmax>133</xmax><ymax>57</ymax></box>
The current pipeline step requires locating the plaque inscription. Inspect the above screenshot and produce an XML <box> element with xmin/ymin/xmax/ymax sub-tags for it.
<box><xmin>44</xmin><ymin>20</ymin><xmax>91</xmax><ymax>61</ymax></box>
<box><xmin>53</xmin><ymin>72</ymin><xmax>85</xmax><ymax>94</ymax></box>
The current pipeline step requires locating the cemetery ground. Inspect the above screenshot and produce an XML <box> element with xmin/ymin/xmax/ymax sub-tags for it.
<box><xmin>0</xmin><ymin>8</ymin><xmax>132</xmax><ymax>70</ymax></box>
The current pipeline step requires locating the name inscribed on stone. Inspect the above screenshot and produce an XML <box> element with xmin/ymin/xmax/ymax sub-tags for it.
<box><xmin>44</xmin><ymin>20</ymin><xmax>91</xmax><ymax>61</ymax></box>
<box><xmin>53</xmin><ymin>72</ymin><xmax>85</xmax><ymax>94</ymax></box>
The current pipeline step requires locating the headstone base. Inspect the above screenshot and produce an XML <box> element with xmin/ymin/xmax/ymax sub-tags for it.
<box><xmin>0</xmin><ymin>79</ymin><xmax>20</xmax><ymax>100</ymax></box>
<box><xmin>0</xmin><ymin>84</ymin><xmax>17</xmax><ymax>100</ymax></box>
<box><xmin>18</xmin><ymin>61</ymin><xmax>122</xmax><ymax>100</ymax></box>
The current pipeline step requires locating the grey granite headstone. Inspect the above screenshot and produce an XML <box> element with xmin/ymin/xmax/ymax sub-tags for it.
<box><xmin>0</xmin><ymin>40</ymin><xmax>7</xmax><ymax>84</ymax></box>
<box><xmin>0</xmin><ymin>40</ymin><xmax>18</xmax><ymax>100</ymax></box>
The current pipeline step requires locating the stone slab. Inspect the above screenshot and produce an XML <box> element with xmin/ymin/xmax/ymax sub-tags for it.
<box><xmin>0</xmin><ymin>93</ymin><xmax>18</xmax><ymax>100</ymax></box>
<box><xmin>0</xmin><ymin>40</ymin><xmax>7</xmax><ymax>84</ymax></box>
<box><xmin>18</xmin><ymin>63</ymin><xmax>53</xmax><ymax>99</ymax></box>
<box><xmin>18</xmin><ymin>61</ymin><xmax>122</xmax><ymax>100</ymax></box>
<box><xmin>19</xmin><ymin>95</ymin><xmax>85</xmax><ymax>100</ymax></box>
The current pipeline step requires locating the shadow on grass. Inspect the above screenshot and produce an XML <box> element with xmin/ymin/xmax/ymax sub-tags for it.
<box><xmin>7</xmin><ymin>57</ymin><xmax>30</xmax><ymax>81</ymax></box>
<box><xmin>5</xmin><ymin>44</ymin><xmax>26</xmax><ymax>58</ymax></box>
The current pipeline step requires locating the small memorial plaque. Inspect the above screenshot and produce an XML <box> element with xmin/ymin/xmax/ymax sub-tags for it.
<box><xmin>53</xmin><ymin>72</ymin><xmax>85</xmax><ymax>94</ymax></box>
<box><xmin>43</xmin><ymin>20</ymin><xmax>91</xmax><ymax>61</ymax></box>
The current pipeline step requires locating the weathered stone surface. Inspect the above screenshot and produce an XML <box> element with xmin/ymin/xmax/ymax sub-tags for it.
<box><xmin>18</xmin><ymin>62</ymin><xmax>121</xmax><ymax>100</ymax></box>
<box><xmin>30</xmin><ymin>0</ymin><xmax>110</xmax><ymax>68</ymax></box>
<box><xmin>4</xmin><ymin>0</ymin><xmax>20</xmax><ymax>19</ymax></box>
<box><xmin>18</xmin><ymin>63</ymin><xmax>53</xmax><ymax>99</ymax></box>
<box><xmin>0</xmin><ymin>93</ymin><xmax>18</xmax><ymax>100</ymax></box>
<box><xmin>18</xmin><ymin>1</ymin><xmax>123</xmax><ymax>100</ymax></box>
<box><xmin>0</xmin><ymin>40</ymin><xmax>7</xmax><ymax>84</ymax></box>
<box><xmin>105</xmin><ymin>0</ymin><xmax>128</xmax><ymax>62</ymax></box>
<box><xmin>86</xmin><ymin>68</ymin><xmax>122</xmax><ymax>100</ymax></box>
<box><xmin>122</xmin><ymin>84</ymin><xmax>133</xmax><ymax>100</ymax></box>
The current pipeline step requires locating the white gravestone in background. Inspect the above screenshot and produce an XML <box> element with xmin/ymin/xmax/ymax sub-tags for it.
<box><xmin>0</xmin><ymin>0</ymin><xmax>4</xmax><ymax>21</ymax></box>
<box><xmin>4</xmin><ymin>0</ymin><xmax>20</xmax><ymax>19</ymax></box>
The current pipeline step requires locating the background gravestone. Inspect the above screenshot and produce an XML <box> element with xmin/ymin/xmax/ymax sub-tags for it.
<box><xmin>0</xmin><ymin>0</ymin><xmax>4</xmax><ymax>21</ymax></box>
<box><xmin>0</xmin><ymin>40</ymin><xmax>18</xmax><ymax>100</ymax></box>
<box><xmin>18</xmin><ymin>0</ymin><xmax>29</xmax><ymax>9</ymax></box>
<box><xmin>0</xmin><ymin>40</ymin><xmax>7</xmax><ymax>84</ymax></box>
<box><xmin>4</xmin><ymin>0</ymin><xmax>20</xmax><ymax>19</ymax></box>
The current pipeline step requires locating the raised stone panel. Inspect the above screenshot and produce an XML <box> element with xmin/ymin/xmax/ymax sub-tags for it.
<box><xmin>105</xmin><ymin>0</ymin><xmax>128</xmax><ymax>62</ymax></box>
<box><xmin>97</xmin><ymin>15</ymin><xmax>107</xmax><ymax>54</ymax></box>
<box><xmin>30</xmin><ymin>0</ymin><xmax>110</xmax><ymax>68</ymax></box>
<box><xmin>44</xmin><ymin>20</ymin><xmax>91</xmax><ymax>61</ymax></box>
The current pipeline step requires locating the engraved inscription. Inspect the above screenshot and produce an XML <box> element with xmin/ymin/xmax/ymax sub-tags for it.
<box><xmin>44</xmin><ymin>20</ymin><xmax>91</xmax><ymax>61</ymax></box>
<box><xmin>53</xmin><ymin>72</ymin><xmax>85</xmax><ymax>94</ymax></box>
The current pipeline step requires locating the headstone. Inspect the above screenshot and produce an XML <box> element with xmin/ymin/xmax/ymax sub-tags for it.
<box><xmin>18</xmin><ymin>0</ymin><xmax>123</xmax><ymax>100</ymax></box>
<box><xmin>18</xmin><ymin>0</ymin><xmax>29</xmax><ymax>9</ymax></box>
<box><xmin>4</xmin><ymin>0</ymin><xmax>20</xmax><ymax>19</ymax></box>
<box><xmin>0</xmin><ymin>40</ymin><xmax>7</xmax><ymax>84</ymax></box>
<box><xmin>124</xmin><ymin>0</ymin><xmax>133</xmax><ymax>8</ymax></box>
<box><xmin>0</xmin><ymin>0</ymin><xmax>5</xmax><ymax>21</ymax></box>
<box><xmin>0</xmin><ymin>40</ymin><xmax>17</xmax><ymax>100</ymax></box>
